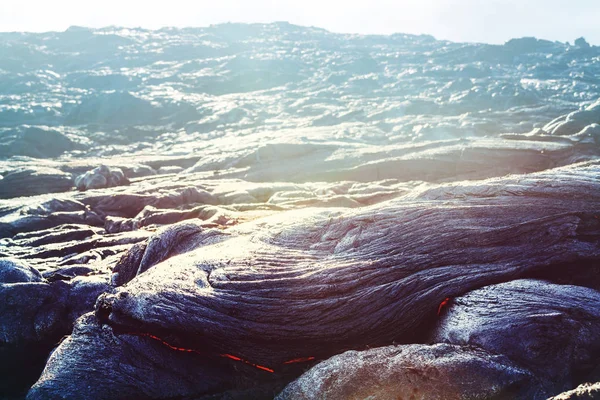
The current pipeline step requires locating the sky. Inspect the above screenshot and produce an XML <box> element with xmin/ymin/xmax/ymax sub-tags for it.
<box><xmin>1</xmin><ymin>0</ymin><xmax>599</xmax><ymax>45</ymax></box>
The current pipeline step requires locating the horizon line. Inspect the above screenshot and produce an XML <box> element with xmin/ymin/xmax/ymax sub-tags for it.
<box><xmin>0</xmin><ymin>21</ymin><xmax>596</xmax><ymax>47</ymax></box>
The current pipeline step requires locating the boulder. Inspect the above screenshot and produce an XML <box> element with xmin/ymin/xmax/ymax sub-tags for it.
<box><xmin>432</xmin><ymin>280</ymin><xmax>600</xmax><ymax>394</ymax></box>
<box><xmin>75</xmin><ymin>165</ymin><xmax>129</xmax><ymax>191</ymax></box>
<box><xmin>277</xmin><ymin>344</ymin><xmax>548</xmax><ymax>400</ymax></box>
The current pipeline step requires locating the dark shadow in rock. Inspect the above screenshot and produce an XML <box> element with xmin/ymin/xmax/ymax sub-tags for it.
<box><xmin>0</xmin><ymin>279</ymin><xmax>69</xmax><ymax>396</ymax></box>
<box><xmin>43</xmin><ymin>265</ymin><xmax>98</xmax><ymax>281</ymax></box>
<box><xmin>0</xmin><ymin>260</ymin><xmax>111</xmax><ymax>396</ymax></box>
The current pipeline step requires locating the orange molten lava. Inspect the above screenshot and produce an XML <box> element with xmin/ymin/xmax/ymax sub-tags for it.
<box><xmin>283</xmin><ymin>357</ymin><xmax>316</xmax><ymax>364</ymax></box>
<box><xmin>129</xmin><ymin>332</ymin><xmax>280</xmax><ymax>372</ymax></box>
<box><xmin>220</xmin><ymin>353</ymin><xmax>275</xmax><ymax>372</ymax></box>
<box><xmin>126</xmin><ymin>331</ymin><xmax>316</xmax><ymax>373</ymax></box>
<box><xmin>437</xmin><ymin>297</ymin><xmax>452</xmax><ymax>316</ymax></box>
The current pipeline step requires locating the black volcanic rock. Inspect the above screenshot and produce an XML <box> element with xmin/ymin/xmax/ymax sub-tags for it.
<box><xmin>0</xmin><ymin>258</ymin><xmax>43</xmax><ymax>283</ymax></box>
<box><xmin>0</xmin><ymin>264</ymin><xmax>110</xmax><ymax>396</ymax></box>
<box><xmin>26</xmin><ymin>313</ymin><xmax>287</xmax><ymax>400</ymax></box>
<box><xmin>26</xmin><ymin>162</ymin><xmax>600</xmax><ymax>399</ymax></box>
<box><xmin>432</xmin><ymin>280</ymin><xmax>600</xmax><ymax>394</ymax></box>
<box><xmin>0</xmin><ymin>126</ymin><xmax>79</xmax><ymax>158</ymax></box>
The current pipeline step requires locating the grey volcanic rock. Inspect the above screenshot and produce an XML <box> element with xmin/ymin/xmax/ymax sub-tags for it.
<box><xmin>551</xmin><ymin>383</ymin><xmax>600</xmax><ymax>399</ymax></box>
<box><xmin>75</xmin><ymin>165</ymin><xmax>129</xmax><ymax>191</ymax></box>
<box><xmin>431</xmin><ymin>280</ymin><xmax>600</xmax><ymax>394</ymax></box>
<box><xmin>544</xmin><ymin>99</ymin><xmax>600</xmax><ymax>136</ymax></box>
<box><xmin>181</xmin><ymin>133</ymin><xmax>600</xmax><ymax>183</ymax></box>
<box><xmin>1</xmin><ymin>23</ymin><xmax>599</xmax><ymax>176</ymax></box>
<box><xmin>0</xmin><ymin>258</ymin><xmax>43</xmax><ymax>283</ymax></box>
<box><xmin>573</xmin><ymin>123</ymin><xmax>600</xmax><ymax>144</ymax></box>
<box><xmin>0</xmin><ymin>198</ymin><xmax>103</xmax><ymax>238</ymax></box>
<box><xmin>111</xmin><ymin>221</ymin><xmax>225</xmax><ymax>286</ymax></box>
<box><xmin>0</xmin><ymin>167</ymin><xmax>73</xmax><ymax>199</ymax></box>
<box><xmin>276</xmin><ymin>344</ymin><xmax>547</xmax><ymax>400</ymax></box>
<box><xmin>0</xmin><ymin>279</ymin><xmax>68</xmax><ymax>347</ymax></box>
<box><xmin>65</xmin><ymin>91</ymin><xmax>164</xmax><ymax>126</ymax></box>
<box><xmin>81</xmin><ymin>186</ymin><xmax>217</xmax><ymax>219</ymax></box>
<box><xmin>0</xmin><ymin>126</ymin><xmax>79</xmax><ymax>158</ymax></box>
<box><xmin>575</xmin><ymin>37</ymin><xmax>592</xmax><ymax>50</ymax></box>
<box><xmin>110</xmin><ymin>241</ymin><xmax>146</xmax><ymax>286</ymax></box>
